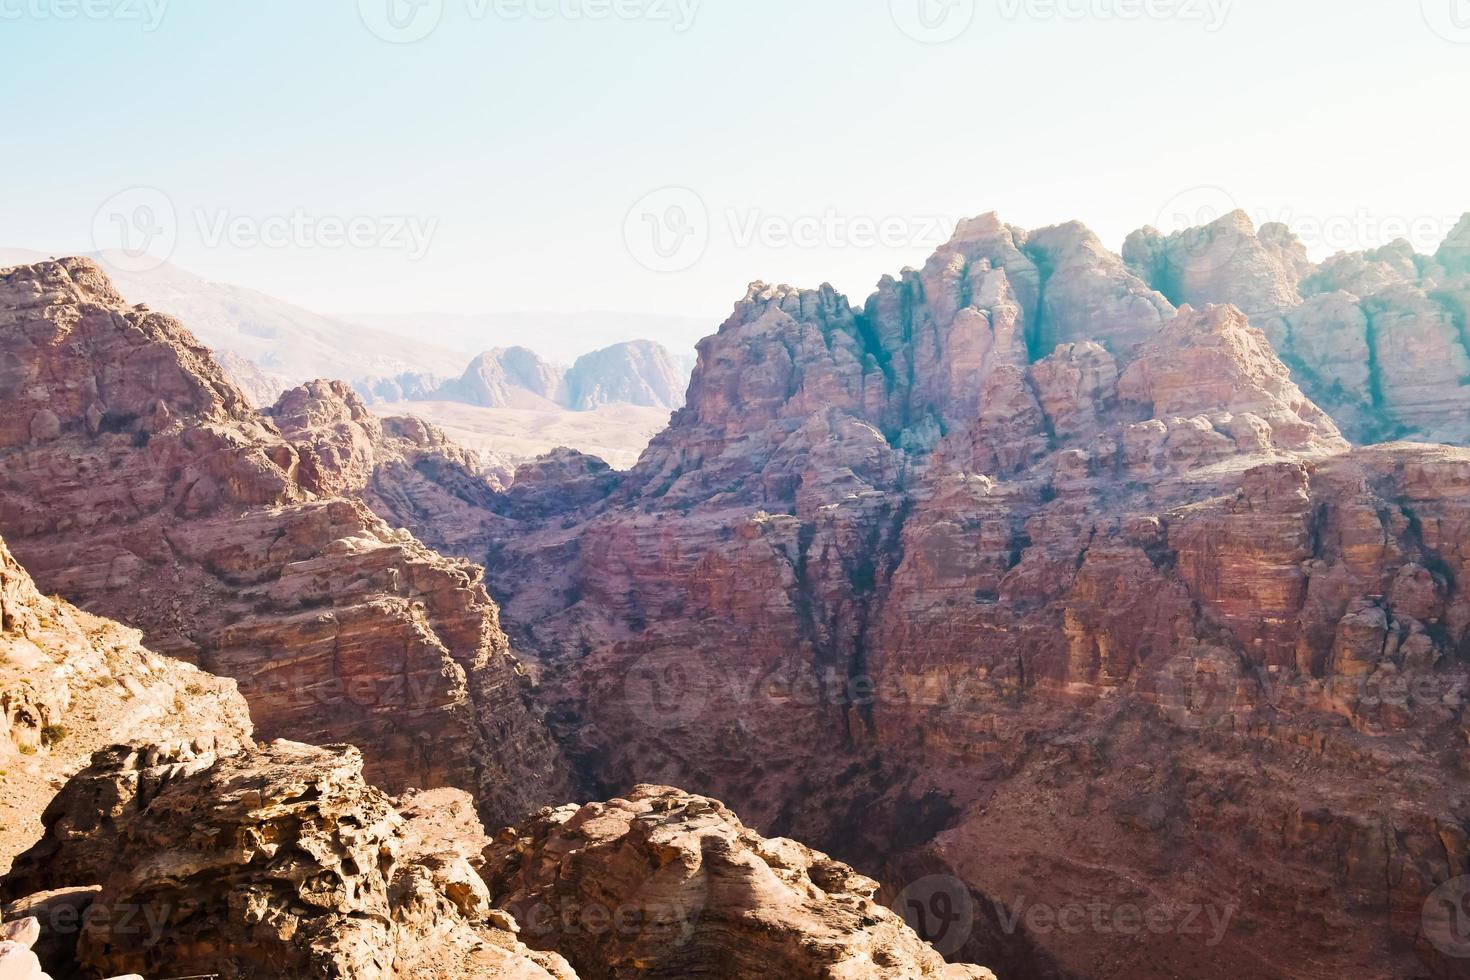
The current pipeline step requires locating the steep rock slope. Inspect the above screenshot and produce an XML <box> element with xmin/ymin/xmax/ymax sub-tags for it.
<box><xmin>1125</xmin><ymin>210</ymin><xmax>1470</xmax><ymax>444</ymax></box>
<box><xmin>486</xmin><ymin>218</ymin><xmax>1470</xmax><ymax>979</ymax></box>
<box><xmin>0</xmin><ymin>532</ymin><xmax>251</xmax><ymax>873</ymax></box>
<box><xmin>0</xmin><ymin>258</ymin><xmax>571</xmax><ymax>828</ymax></box>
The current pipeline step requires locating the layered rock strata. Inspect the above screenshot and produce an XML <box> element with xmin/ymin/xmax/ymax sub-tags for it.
<box><xmin>484</xmin><ymin>217</ymin><xmax>1470</xmax><ymax>979</ymax></box>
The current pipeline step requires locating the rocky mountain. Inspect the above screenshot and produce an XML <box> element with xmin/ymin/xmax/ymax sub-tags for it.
<box><xmin>0</xmin><ymin>257</ymin><xmax>571</xmax><ymax>830</ymax></box>
<box><xmin>346</xmin><ymin>309</ymin><xmax>708</xmax><ymax>367</ymax></box>
<box><xmin>363</xmin><ymin>340</ymin><xmax>688</xmax><ymax>413</ymax></box>
<box><xmin>1124</xmin><ymin>210</ymin><xmax>1470</xmax><ymax>445</ymax></box>
<box><xmin>474</xmin><ymin>213</ymin><xmax>1470</xmax><ymax>980</ymax></box>
<box><xmin>563</xmin><ymin>340</ymin><xmax>687</xmax><ymax>411</ymax></box>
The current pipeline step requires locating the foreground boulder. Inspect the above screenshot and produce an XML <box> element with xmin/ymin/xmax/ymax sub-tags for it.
<box><xmin>2</xmin><ymin>740</ymin><xmax>573</xmax><ymax>979</ymax></box>
<box><xmin>484</xmin><ymin>784</ymin><xmax>994</xmax><ymax>979</ymax></box>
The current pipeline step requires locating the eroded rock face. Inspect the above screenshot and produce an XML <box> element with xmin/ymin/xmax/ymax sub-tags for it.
<box><xmin>266</xmin><ymin>379</ymin><xmax>510</xmax><ymax>556</ymax></box>
<box><xmin>483</xmin><ymin>784</ymin><xmax>994</xmax><ymax>980</ymax></box>
<box><xmin>485</xmin><ymin>218</ymin><xmax>1470</xmax><ymax>979</ymax></box>
<box><xmin>0</xmin><ymin>531</ymin><xmax>252</xmax><ymax>873</ymax></box>
<box><xmin>1125</xmin><ymin>209</ymin><xmax>1470</xmax><ymax>444</ymax></box>
<box><xmin>2</xmin><ymin>740</ymin><xmax>574</xmax><ymax>980</ymax></box>
<box><xmin>0</xmin><ymin>259</ymin><xmax>571</xmax><ymax>828</ymax></box>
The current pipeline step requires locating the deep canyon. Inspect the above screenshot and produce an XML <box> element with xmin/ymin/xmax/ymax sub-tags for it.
<box><xmin>3</xmin><ymin>207</ymin><xmax>1470</xmax><ymax>978</ymax></box>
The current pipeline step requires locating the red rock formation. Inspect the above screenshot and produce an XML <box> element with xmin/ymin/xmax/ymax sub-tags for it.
<box><xmin>0</xmin><ymin>258</ymin><xmax>571</xmax><ymax>829</ymax></box>
<box><xmin>483</xmin><ymin>784</ymin><xmax>995</xmax><ymax>979</ymax></box>
<box><xmin>2</xmin><ymin>740</ymin><xmax>576</xmax><ymax>979</ymax></box>
<box><xmin>484</xmin><ymin>218</ymin><xmax>1470</xmax><ymax>979</ymax></box>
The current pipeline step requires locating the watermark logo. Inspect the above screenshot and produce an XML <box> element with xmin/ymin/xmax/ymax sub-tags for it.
<box><xmin>995</xmin><ymin>0</ymin><xmax>1231</xmax><ymax>31</ymax></box>
<box><xmin>359</xmin><ymin>0</ymin><xmax>445</xmax><ymax>43</ymax></box>
<box><xmin>890</xmin><ymin>0</ymin><xmax>976</xmax><ymax>43</ymax></box>
<box><xmin>194</xmin><ymin>209</ymin><xmax>438</xmax><ymax>260</ymax></box>
<box><xmin>623</xmin><ymin>652</ymin><xmax>712</xmax><ymax>729</ymax></box>
<box><xmin>0</xmin><ymin>0</ymin><xmax>170</xmax><ymax>30</ymax></box>
<box><xmin>1424</xmin><ymin>876</ymin><xmax>1470</xmax><ymax>958</ymax></box>
<box><xmin>892</xmin><ymin>875</ymin><xmax>975</xmax><ymax>956</ymax></box>
<box><xmin>92</xmin><ymin>186</ymin><xmax>178</xmax><ymax>274</ymax></box>
<box><xmin>624</xmin><ymin>187</ymin><xmax>709</xmax><ymax>273</ymax></box>
<box><xmin>1422</xmin><ymin>0</ymin><xmax>1470</xmax><ymax>43</ymax></box>
<box><xmin>995</xmin><ymin>895</ymin><xmax>1236</xmax><ymax>946</ymax></box>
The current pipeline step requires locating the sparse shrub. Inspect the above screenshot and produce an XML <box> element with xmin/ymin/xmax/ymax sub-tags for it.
<box><xmin>41</xmin><ymin>724</ymin><xmax>69</xmax><ymax>746</ymax></box>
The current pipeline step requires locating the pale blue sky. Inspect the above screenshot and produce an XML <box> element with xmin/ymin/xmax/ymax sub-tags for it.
<box><xmin>1</xmin><ymin>0</ymin><xmax>1466</xmax><ymax>319</ymax></box>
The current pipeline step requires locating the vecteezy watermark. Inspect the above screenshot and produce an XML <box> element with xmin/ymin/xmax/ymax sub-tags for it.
<box><xmin>359</xmin><ymin>0</ymin><xmax>699</xmax><ymax>43</ymax></box>
<box><xmin>24</xmin><ymin>900</ymin><xmax>174</xmax><ymax>945</ymax></box>
<box><xmin>996</xmin><ymin>0</ymin><xmax>1231</xmax><ymax>31</ymax></box>
<box><xmin>623</xmin><ymin>188</ymin><xmax>960</xmax><ymax>273</ymax></box>
<box><xmin>0</xmin><ymin>0</ymin><xmax>169</xmax><ymax>30</ymax></box>
<box><xmin>889</xmin><ymin>0</ymin><xmax>977</xmax><ymax>43</ymax></box>
<box><xmin>92</xmin><ymin>189</ymin><xmax>437</xmax><ymax>269</ymax></box>
<box><xmin>1146</xmin><ymin>186</ymin><xmax>1464</xmax><ymax>280</ymax></box>
<box><xmin>727</xmin><ymin>208</ymin><xmax>957</xmax><ymax>252</ymax></box>
<box><xmin>1424</xmin><ymin>876</ymin><xmax>1470</xmax><ymax>958</ymax></box>
<box><xmin>92</xmin><ymin>186</ymin><xmax>179</xmax><ymax>274</ymax></box>
<box><xmin>195</xmin><ymin>208</ymin><xmax>438</xmax><ymax>260</ymax></box>
<box><xmin>623</xmin><ymin>651</ymin><xmax>713</xmax><ymax>729</ymax></box>
<box><xmin>624</xmin><ymin>187</ymin><xmax>710</xmax><ymax>274</ymax></box>
<box><xmin>505</xmin><ymin>896</ymin><xmax>699</xmax><ymax>943</ymax></box>
<box><xmin>1421</xmin><ymin>0</ymin><xmax>1470</xmax><ymax>43</ymax></box>
<box><xmin>892</xmin><ymin>875</ymin><xmax>976</xmax><ymax>956</ymax></box>
<box><xmin>994</xmin><ymin>895</ymin><xmax>1236</xmax><ymax>946</ymax></box>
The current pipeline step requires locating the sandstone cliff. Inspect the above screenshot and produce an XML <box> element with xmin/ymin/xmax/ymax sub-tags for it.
<box><xmin>0</xmin><ymin>258</ymin><xmax>571</xmax><ymax>830</ymax></box>
<box><xmin>484</xmin><ymin>217</ymin><xmax>1470</xmax><ymax>979</ymax></box>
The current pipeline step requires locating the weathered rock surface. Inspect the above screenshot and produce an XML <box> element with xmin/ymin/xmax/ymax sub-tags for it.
<box><xmin>1125</xmin><ymin>209</ymin><xmax>1470</xmax><ymax>444</ymax></box>
<box><xmin>484</xmin><ymin>784</ymin><xmax>994</xmax><ymax>979</ymax></box>
<box><xmin>0</xmin><ymin>258</ymin><xmax>571</xmax><ymax>829</ymax></box>
<box><xmin>484</xmin><ymin>217</ymin><xmax>1470</xmax><ymax>979</ymax></box>
<box><xmin>2</xmin><ymin>740</ymin><xmax>574</xmax><ymax>979</ymax></box>
<box><xmin>0</xmin><ymin>531</ymin><xmax>251</xmax><ymax>874</ymax></box>
<box><xmin>266</xmin><ymin>379</ymin><xmax>511</xmax><ymax>555</ymax></box>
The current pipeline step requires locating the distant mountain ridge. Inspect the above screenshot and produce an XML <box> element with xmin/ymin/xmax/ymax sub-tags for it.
<box><xmin>359</xmin><ymin>340</ymin><xmax>689</xmax><ymax>413</ymax></box>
